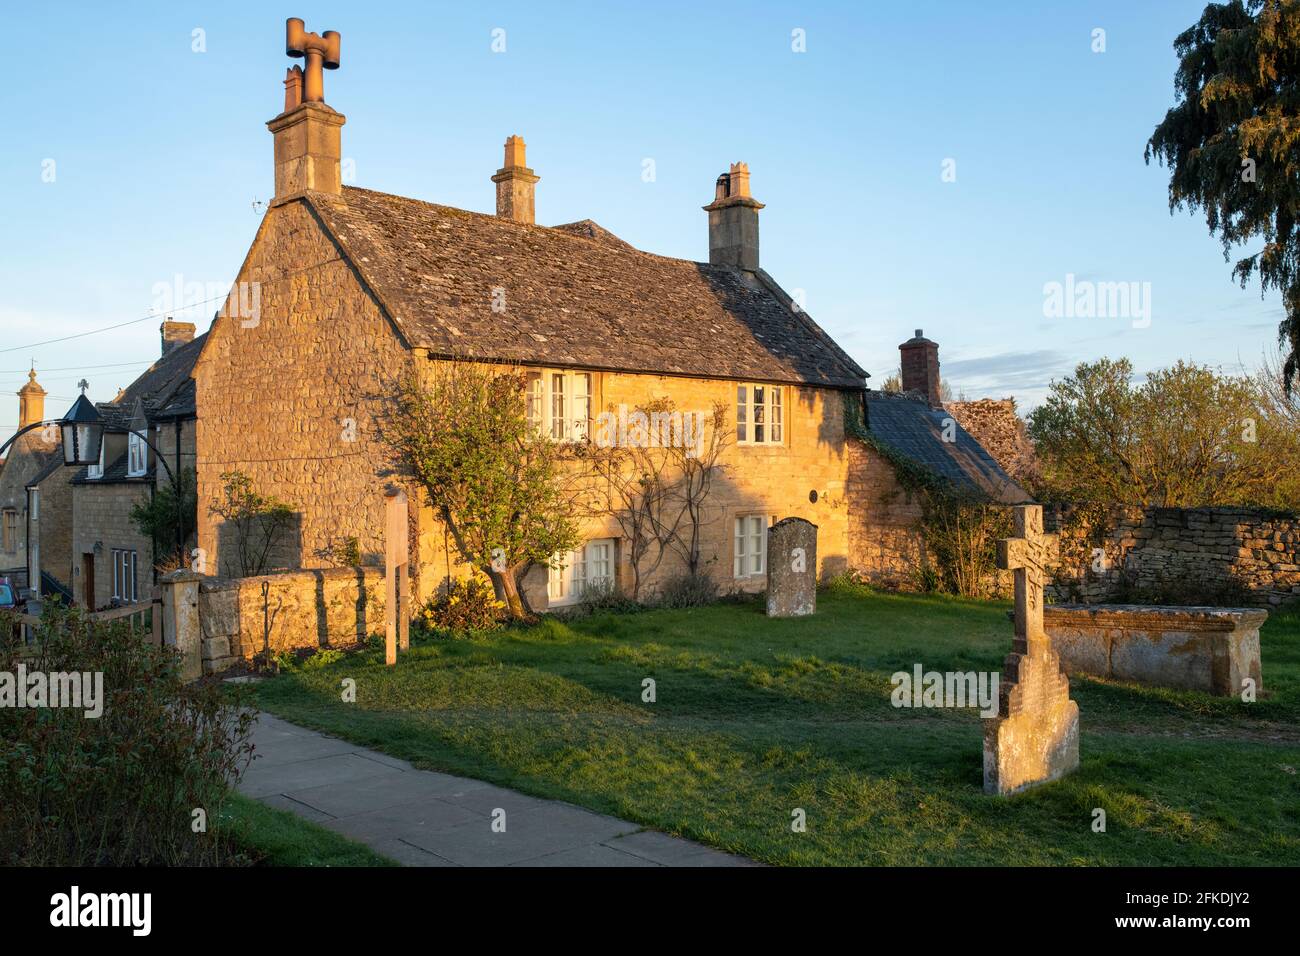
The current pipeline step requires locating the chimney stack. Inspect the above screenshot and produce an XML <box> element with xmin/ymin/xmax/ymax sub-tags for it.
<box><xmin>899</xmin><ymin>329</ymin><xmax>942</xmax><ymax>408</ymax></box>
<box><xmin>161</xmin><ymin>319</ymin><xmax>196</xmax><ymax>356</ymax></box>
<box><xmin>492</xmin><ymin>135</ymin><xmax>540</xmax><ymax>224</ymax></box>
<box><xmin>17</xmin><ymin>368</ymin><xmax>46</xmax><ymax>430</ymax></box>
<box><xmin>267</xmin><ymin>18</ymin><xmax>345</xmax><ymax>202</ymax></box>
<box><xmin>703</xmin><ymin>162</ymin><xmax>764</xmax><ymax>271</ymax></box>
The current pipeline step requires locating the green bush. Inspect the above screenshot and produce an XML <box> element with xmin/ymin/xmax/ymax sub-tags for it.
<box><xmin>417</xmin><ymin>577</ymin><xmax>506</xmax><ymax>635</ymax></box>
<box><xmin>657</xmin><ymin>571</ymin><xmax>720</xmax><ymax>609</ymax></box>
<box><xmin>0</xmin><ymin>603</ymin><xmax>256</xmax><ymax>865</ymax></box>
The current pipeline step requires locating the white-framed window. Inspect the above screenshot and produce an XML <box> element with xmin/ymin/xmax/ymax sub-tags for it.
<box><xmin>127</xmin><ymin>431</ymin><xmax>148</xmax><ymax>477</ymax></box>
<box><xmin>526</xmin><ymin>369</ymin><xmax>592</xmax><ymax>441</ymax></box>
<box><xmin>548</xmin><ymin>538</ymin><xmax>615</xmax><ymax>606</ymax></box>
<box><xmin>1</xmin><ymin>509</ymin><xmax>17</xmax><ymax>552</ymax></box>
<box><xmin>734</xmin><ymin>514</ymin><xmax>771</xmax><ymax>578</ymax></box>
<box><xmin>736</xmin><ymin>384</ymin><xmax>784</xmax><ymax>445</ymax></box>
<box><xmin>87</xmin><ymin>440</ymin><xmax>104</xmax><ymax>480</ymax></box>
<box><xmin>111</xmin><ymin>549</ymin><xmax>138</xmax><ymax>602</ymax></box>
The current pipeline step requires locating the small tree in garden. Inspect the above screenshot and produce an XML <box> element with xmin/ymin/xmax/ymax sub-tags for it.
<box><xmin>209</xmin><ymin>470</ymin><xmax>297</xmax><ymax>576</ymax></box>
<box><xmin>661</xmin><ymin>400</ymin><xmax>732</xmax><ymax>576</ymax></box>
<box><xmin>130</xmin><ymin>467</ymin><xmax>198</xmax><ymax>570</ymax></box>
<box><xmin>580</xmin><ymin>397</ymin><xmax>731</xmax><ymax>600</ymax></box>
<box><xmin>382</xmin><ymin>362</ymin><xmax>580</xmax><ymax>619</ymax></box>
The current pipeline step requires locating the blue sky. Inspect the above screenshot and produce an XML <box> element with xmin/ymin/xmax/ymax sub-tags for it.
<box><xmin>0</xmin><ymin>0</ymin><xmax>1286</xmax><ymax>436</ymax></box>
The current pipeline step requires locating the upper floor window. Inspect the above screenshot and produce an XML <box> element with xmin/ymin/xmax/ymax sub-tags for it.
<box><xmin>127</xmin><ymin>431</ymin><xmax>148</xmax><ymax>477</ymax></box>
<box><xmin>87</xmin><ymin>441</ymin><xmax>104</xmax><ymax>480</ymax></box>
<box><xmin>526</xmin><ymin>370</ymin><xmax>591</xmax><ymax>441</ymax></box>
<box><xmin>736</xmin><ymin>384</ymin><xmax>783</xmax><ymax>445</ymax></box>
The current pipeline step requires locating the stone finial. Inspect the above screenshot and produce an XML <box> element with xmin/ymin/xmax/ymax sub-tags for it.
<box><xmin>492</xmin><ymin>135</ymin><xmax>540</xmax><ymax>225</ymax></box>
<box><xmin>17</xmin><ymin>366</ymin><xmax>46</xmax><ymax>430</ymax></box>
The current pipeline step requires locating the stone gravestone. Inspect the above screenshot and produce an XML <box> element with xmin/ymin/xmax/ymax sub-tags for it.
<box><xmin>767</xmin><ymin>517</ymin><xmax>817</xmax><ymax>617</ymax></box>
<box><xmin>984</xmin><ymin>504</ymin><xmax>1079</xmax><ymax>795</ymax></box>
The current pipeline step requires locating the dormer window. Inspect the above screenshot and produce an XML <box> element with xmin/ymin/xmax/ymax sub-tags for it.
<box><xmin>127</xmin><ymin>431</ymin><xmax>148</xmax><ymax>477</ymax></box>
<box><xmin>87</xmin><ymin>440</ymin><xmax>104</xmax><ymax>480</ymax></box>
<box><xmin>526</xmin><ymin>370</ymin><xmax>591</xmax><ymax>441</ymax></box>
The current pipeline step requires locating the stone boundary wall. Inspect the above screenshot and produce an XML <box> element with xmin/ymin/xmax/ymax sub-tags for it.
<box><xmin>1046</xmin><ymin>504</ymin><xmax>1300</xmax><ymax>607</ymax></box>
<box><xmin>198</xmin><ymin>566</ymin><xmax>386</xmax><ymax>673</ymax></box>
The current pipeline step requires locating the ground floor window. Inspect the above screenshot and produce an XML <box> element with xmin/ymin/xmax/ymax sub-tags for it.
<box><xmin>1</xmin><ymin>509</ymin><xmax>16</xmax><ymax>552</ymax></box>
<box><xmin>111</xmin><ymin>549</ymin><xmax>138</xmax><ymax>602</ymax></box>
<box><xmin>548</xmin><ymin>538</ymin><xmax>615</xmax><ymax>606</ymax></box>
<box><xmin>734</xmin><ymin>514</ymin><xmax>771</xmax><ymax>578</ymax></box>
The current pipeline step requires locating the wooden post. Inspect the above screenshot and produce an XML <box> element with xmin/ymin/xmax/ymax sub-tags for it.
<box><xmin>384</xmin><ymin>488</ymin><xmax>409</xmax><ymax>666</ymax></box>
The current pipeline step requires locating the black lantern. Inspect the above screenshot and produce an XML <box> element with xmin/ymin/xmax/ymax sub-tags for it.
<box><xmin>60</xmin><ymin>394</ymin><xmax>104</xmax><ymax>467</ymax></box>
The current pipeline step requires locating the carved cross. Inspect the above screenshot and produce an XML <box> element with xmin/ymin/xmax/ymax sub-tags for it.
<box><xmin>997</xmin><ymin>504</ymin><xmax>1059</xmax><ymax>645</ymax></box>
<box><xmin>285</xmin><ymin>17</ymin><xmax>340</xmax><ymax>105</ymax></box>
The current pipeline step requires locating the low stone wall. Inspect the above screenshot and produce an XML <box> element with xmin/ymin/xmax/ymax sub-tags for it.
<box><xmin>1043</xmin><ymin>604</ymin><xmax>1266</xmax><ymax>696</ymax></box>
<box><xmin>1048</xmin><ymin>505</ymin><xmax>1300</xmax><ymax>607</ymax></box>
<box><xmin>198</xmin><ymin>566</ymin><xmax>386</xmax><ymax>673</ymax></box>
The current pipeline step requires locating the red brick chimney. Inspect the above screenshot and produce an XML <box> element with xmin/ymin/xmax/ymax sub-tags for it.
<box><xmin>899</xmin><ymin>329</ymin><xmax>941</xmax><ymax>408</ymax></box>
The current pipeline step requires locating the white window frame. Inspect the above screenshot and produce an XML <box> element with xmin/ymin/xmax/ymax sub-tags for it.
<box><xmin>548</xmin><ymin>538</ymin><xmax>616</xmax><ymax>607</ymax></box>
<box><xmin>733</xmin><ymin>514</ymin><xmax>771</xmax><ymax>578</ymax></box>
<box><xmin>527</xmin><ymin>369</ymin><xmax>592</xmax><ymax>442</ymax></box>
<box><xmin>736</xmin><ymin>384</ymin><xmax>784</xmax><ymax>445</ymax></box>
<box><xmin>87</xmin><ymin>440</ymin><xmax>104</xmax><ymax>480</ymax></box>
<box><xmin>111</xmin><ymin>548</ymin><xmax>138</xmax><ymax>602</ymax></box>
<box><xmin>127</xmin><ymin>431</ymin><xmax>148</xmax><ymax>477</ymax></box>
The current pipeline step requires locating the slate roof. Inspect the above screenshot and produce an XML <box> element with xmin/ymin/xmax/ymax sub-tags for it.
<box><xmin>301</xmin><ymin>187</ymin><xmax>868</xmax><ymax>389</ymax></box>
<box><xmin>94</xmin><ymin>333</ymin><xmax>208</xmax><ymax>430</ymax></box>
<box><xmin>865</xmin><ymin>392</ymin><xmax>1030</xmax><ymax>504</ymax></box>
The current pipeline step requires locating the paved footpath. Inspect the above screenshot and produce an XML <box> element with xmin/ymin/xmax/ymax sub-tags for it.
<box><xmin>240</xmin><ymin>712</ymin><xmax>757</xmax><ymax>867</ymax></box>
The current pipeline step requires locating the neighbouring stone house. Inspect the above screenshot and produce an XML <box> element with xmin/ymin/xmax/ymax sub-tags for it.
<box><xmin>848</xmin><ymin>332</ymin><xmax>1030</xmax><ymax>590</ymax></box>
<box><xmin>187</xmin><ymin>51</ymin><xmax>1026</xmax><ymax>617</ymax></box>
<box><xmin>69</xmin><ymin>322</ymin><xmax>203</xmax><ymax>609</ymax></box>
<box><xmin>0</xmin><ymin>369</ymin><xmax>69</xmax><ymax>597</ymax></box>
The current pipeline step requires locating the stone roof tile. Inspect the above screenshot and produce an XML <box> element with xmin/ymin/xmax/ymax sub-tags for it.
<box><xmin>302</xmin><ymin>187</ymin><xmax>868</xmax><ymax>389</ymax></box>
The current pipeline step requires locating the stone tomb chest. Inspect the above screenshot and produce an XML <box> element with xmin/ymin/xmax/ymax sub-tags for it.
<box><xmin>1041</xmin><ymin>604</ymin><xmax>1266</xmax><ymax>697</ymax></box>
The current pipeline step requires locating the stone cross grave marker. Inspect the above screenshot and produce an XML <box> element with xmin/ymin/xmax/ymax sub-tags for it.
<box><xmin>384</xmin><ymin>487</ymin><xmax>409</xmax><ymax>666</ymax></box>
<box><xmin>984</xmin><ymin>504</ymin><xmax>1079</xmax><ymax>795</ymax></box>
<box><xmin>766</xmin><ymin>517</ymin><xmax>817</xmax><ymax>617</ymax></box>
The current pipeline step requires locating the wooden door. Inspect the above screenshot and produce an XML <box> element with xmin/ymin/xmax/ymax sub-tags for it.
<box><xmin>82</xmin><ymin>553</ymin><xmax>95</xmax><ymax>609</ymax></box>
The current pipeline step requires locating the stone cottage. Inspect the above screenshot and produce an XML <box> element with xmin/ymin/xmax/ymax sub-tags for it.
<box><xmin>69</xmin><ymin>322</ymin><xmax>203</xmax><ymax>609</ymax></box>
<box><xmin>190</xmin><ymin>39</ymin><xmax>1024</xmax><ymax>612</ymax></box>
<box><xmin>0</xmin><ymin>369</ymin><xmax>68</xmax><ymax>597</ymax></box>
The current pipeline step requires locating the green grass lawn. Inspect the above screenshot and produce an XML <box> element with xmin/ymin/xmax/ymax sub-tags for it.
<box><xmin>219</xmin><ymin>792</ymin><xmax>398</xmax><ymax>866</ymax></box>
<box><xmin>246</xmin><ymin>580</ymin><xmax>1300</xmax><ymax>866</ymax></box>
